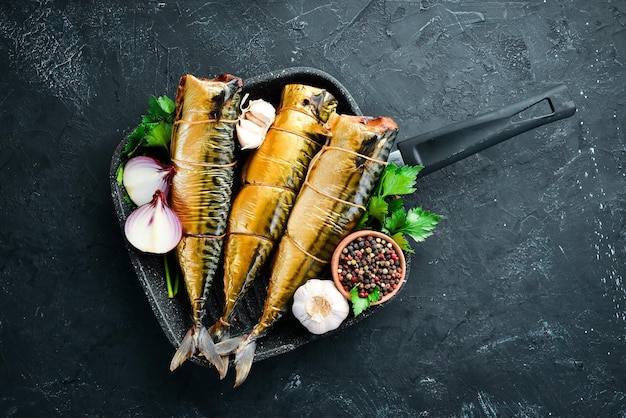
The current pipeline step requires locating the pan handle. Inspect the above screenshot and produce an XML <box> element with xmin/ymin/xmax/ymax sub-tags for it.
<box><xmin>397</xmin><ymin>84</ymin><xmax>576</xmax><ymax>176</ymax></box>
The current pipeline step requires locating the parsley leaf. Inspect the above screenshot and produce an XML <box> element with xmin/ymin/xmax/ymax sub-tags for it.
<box><xmin>383</xmin><ymin>207</ymin><xmax>408</xmax><ymax>236</ymax></box>
<box><xmin>367</xmin><ymin>196</ymin><xmax>388</xmax><ymax>224</ymax></box>
<box><xmin>350</xmin><ymin>285</ymin><xmax>381</xmax><ymax>317</ymax></box>
<box><xmin>122</xmin><ymin>95</ymin><xmax>175</xmax><ymax>157</ymax></box>
<box><xmin>143</xmin><ymin>120</ymin><xmax>172</xmax><ymax>149</ymax></box>
<box><xmin>387</xmin><ymin>195</ymin><xmax>405</xmax><ymax>214</ymax></box>
<box><xmin>377</xmin><ymin>163</ymin><xmax>422</xmax><ymax>197</ymax></box>
<box><xmin>383</xmin><ymin>206</ymin><xmax>441</xmax><ymax>251</ymax></box>
<box><xmin>389</xmin><ymin>232</ymin><xmax>411</xmax><ymax>253</ymax></box>
<box><xmin>149</xmin><ymin>95</ymin><xmax>176</xmax><ymax>123</ymax></box>
<box><xmin>402</xmin><ymin>207</ymin><xmax>441</xmax><ymax>242</ymax></box>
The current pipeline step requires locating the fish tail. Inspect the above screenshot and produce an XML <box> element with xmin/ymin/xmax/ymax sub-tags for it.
<box><xmin>214</xmin><ymin>334</ymin><xmax>245</xmax><ymax>356</ymax></box>
<box><xmin>169</xmin><ymin>327</ymin><xmax>196</xmax><ymax>371</ymax></box>
<box><xmin>215</xmin><ymin>334</ymin><xmax>255</xmax><ymax>387</ymax></box>
<box><xmin>170</xmin><ymin>324</ymin><xmax>226</xmax><ymax>378</ymax></box>
<box><xmin>233</xmin><ymin>336</ymin><xmax>257</xmax><ymax>388</ymax></box>
<box><xmin>219</xmin><ymin>353</ymin><xmax>229</xmax><ymax>379</ymax></box>
<box><xmin>209</xmin><ymin>323</ymin><xmax>231</xmax><ymax>377</ymax></box>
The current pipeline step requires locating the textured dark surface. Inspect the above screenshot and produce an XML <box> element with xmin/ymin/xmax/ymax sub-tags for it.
<box><xmin>1</xmin><ymin>1</ymin><xmax>624</xmax><ymax>417</ymax></box>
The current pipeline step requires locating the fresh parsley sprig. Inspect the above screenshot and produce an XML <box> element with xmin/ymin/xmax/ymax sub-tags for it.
<box><xmin>122</xmin><ymin>95</ymin><xmax>176</xmax><ymax>158</ymax></box>
<box><xmin>357</xmin><ymin>162</ymin><xmax>441</xmax><ymax>253</ymax></box>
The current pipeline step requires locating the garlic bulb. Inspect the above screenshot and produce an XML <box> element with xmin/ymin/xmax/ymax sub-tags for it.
<box><xmin>123</xmin><ymin>156</ymin><xmax>175</xmax><ymax>206</ymax></box>
<box><xmin>236</xmin><ymin>97</ymin><xmax>276</xmax><ymax>150</ymax></box>
<box><xmin>124</xmin><ymin>190</ymin><xmax>182</xmax><ymax>254</ymax></box>
<box><xmin>292</xmin><ymin>279</ymin><xmax>349</xmax><ymax>335</ymax></box>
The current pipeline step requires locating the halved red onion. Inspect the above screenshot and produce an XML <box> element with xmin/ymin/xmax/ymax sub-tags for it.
<box><xmin>124</xmin><ymin>190</ymin><xmax>182</xmax><ymax>254</ymax></box>
<box><xmin>123</xmin><ymin>156</ymin><xmax>175</xmax><ymax>206</ymax></box>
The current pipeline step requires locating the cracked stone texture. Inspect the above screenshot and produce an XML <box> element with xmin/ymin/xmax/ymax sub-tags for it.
<box><xmin>0</xmin><ymin>0</ymin><xmax>624</xmax><ymax>416</ymax></box>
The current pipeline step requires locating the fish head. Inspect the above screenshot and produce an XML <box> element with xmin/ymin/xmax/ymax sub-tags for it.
<box><xmin>176</xmin><ymin>74</ymin><xmax>243</xmax><ymax>123</ymax></box>
<box><xmin>281</xmin><ymin>84</ymin><xmax>338</xmax><ymax>123</ymax></box>
<box><xmin>327</xmin><ymin>114</ymin><xmax>399</xmax><ymax>166</ymax></box>
<box><xmin>210</xmin><ymin>74</ymin><xmax>244</xmax><ymax>121</ymax></box>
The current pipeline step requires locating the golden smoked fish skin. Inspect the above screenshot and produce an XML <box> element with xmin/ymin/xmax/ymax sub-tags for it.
<box><xmin>219</xmin><ymin>113</ymin><xmax>399</xmax><ymax>387</ymax></box>
<box><xmin>209</xmin><ymin>85</ymin><xmax>337</xmax><ymax>341</ymax></box>
<box><xmin>169</xmin><ymin>73</ymin><xmax>243</xmax><ymax>377</ymax></box>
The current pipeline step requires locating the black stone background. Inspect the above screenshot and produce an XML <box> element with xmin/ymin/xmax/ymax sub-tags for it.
<box><xmin>1</xmin><ymin>1</ymin><xmax>625</xmax><ymax>417</ymax></box>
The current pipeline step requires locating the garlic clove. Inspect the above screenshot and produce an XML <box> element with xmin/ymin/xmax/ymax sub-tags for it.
<box><xmin>237</xmin><ymin>119</ymin><xmax>267</xmax><ymax>150</ymax></box>
<box><xmin>246</xmin><ymin>99</ymin><xmax>276</xmax><ymax>126</ymax></box>
<box><xmin>236</xmin><ymin>98</ymin><xmax>276</xmax><ymax>150</ymax></box>
<box><xmin>292</xmin><ymin>279</ymin><xmax>349</xmax><ymax>335</ymax></box>
<box><xmin>123</xmin><ymin>156</ymin><xmax>175</xmax><ymax>206</ymax></box>
<box><xmin>124</xmin><ymin>190</ymin><xmax>182</xmax><ymax>254</ymax></box>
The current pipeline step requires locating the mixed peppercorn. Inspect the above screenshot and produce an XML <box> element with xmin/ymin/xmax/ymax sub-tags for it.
<box><xmin>336</xmin><ymin>235</ymin><xmax>403</xmax><ymax>299</ymax></box>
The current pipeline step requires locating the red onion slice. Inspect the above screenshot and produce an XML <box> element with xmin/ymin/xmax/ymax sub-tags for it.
<box><xmin>123</xmin><ymin>156</ymin><xmax>175</xmax><ymax>206</ymax></box>
<box><xmin>124</xmin><ymin>190</ymin><xmax>182</xmax><ymax>254</ymax></box>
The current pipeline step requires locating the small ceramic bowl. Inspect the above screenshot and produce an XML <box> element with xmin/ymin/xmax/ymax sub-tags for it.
<box><xmin>331</xmin><ymin>230</ymin><xmax>407</xmax><ymax>305</ymax></box>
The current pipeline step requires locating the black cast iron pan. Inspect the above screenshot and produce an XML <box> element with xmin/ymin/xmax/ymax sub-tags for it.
<box><xmin>109</xmin><ymin>67</ymin><xmax>576</xmax><ymax>367</ymax></box>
